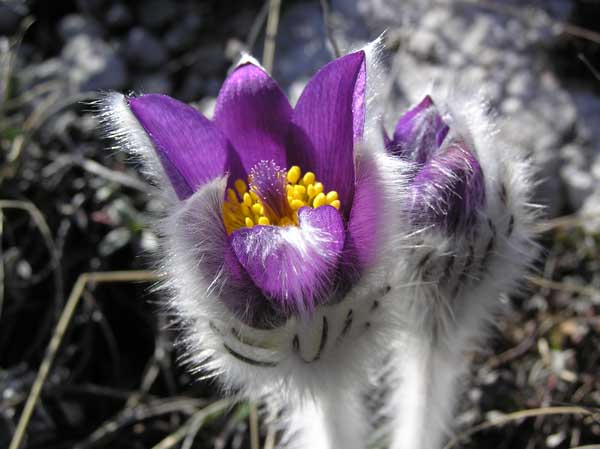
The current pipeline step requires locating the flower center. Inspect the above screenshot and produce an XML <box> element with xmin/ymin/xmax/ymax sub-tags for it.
<box><xmin>222</xmin><ymin>160</ymin><xmax>341</xmax><ymax>235</ymax></box>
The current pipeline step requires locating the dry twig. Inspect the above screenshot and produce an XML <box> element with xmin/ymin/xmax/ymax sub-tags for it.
<box><xmin>443</xmin><ymin>406</ymin><xmax>597</xmax><ymax>449</ymax></box>
<box><xmin>8</xmin><ymin>270</ymin><xmax>161</xmax><ymax>449</ymax></box>
<box><xmin>262</xmin><ymin>0</ymin><xmax>281</xmax><ymax>73</ymax></box>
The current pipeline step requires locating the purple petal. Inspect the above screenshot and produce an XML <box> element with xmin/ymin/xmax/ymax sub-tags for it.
<box><xmin>129</xmin><ymin>94</ymin><xmax>241</xmax><ymax>199</ymax></box>
<box><xmin>391</xmin><ymin>95</ymin><xmax>449</xmax><ymax>164</ymax></box>
<box><xmin>287</xmin><ymin>51</ymin><xmax>367</xmax><ymax>216</ymax></box>
<box><xmin>229</xmin><ymin>206</ymin><xmax>345</xmax><ymax>316</ymax></box>
<box><xmin>344</xmin><ymin>153</ymin><xmax>383</xmax><ymax>273</ymax></box>
<box><xmin>409</xmin><ymin>140</ymin><xmax>485</xmax><ymax>233</ymax></box>
<box><xmin>214</xmin><ymin>63</ymin><xmax>292</xmax><ymax>179</ymax></box>
<box><xmin>173</xmin><ymin>179</ymin><xmax>283</xmax><ymax>328</ymax></box>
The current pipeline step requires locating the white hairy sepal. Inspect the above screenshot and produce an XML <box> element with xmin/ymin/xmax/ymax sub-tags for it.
<box><xmin>96</xmin><ymin>92</ymin><xmax>178</xmax><ymax>202</ymax></box>
<box><xmin>382</xmin><ymin>88</ymin><xmax>539</xmax><ymax>449</ymax></box>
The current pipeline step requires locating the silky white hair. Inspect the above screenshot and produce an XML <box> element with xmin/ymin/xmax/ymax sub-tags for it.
<box><xmin>98</xmin><ymin>38</ymin><xmax>537</xmax><ymax>449</ymax></box>
<box><xmin>378</xmin><ymin>86</ymin><xmax>539</xmax><ymax>449</ymax></box>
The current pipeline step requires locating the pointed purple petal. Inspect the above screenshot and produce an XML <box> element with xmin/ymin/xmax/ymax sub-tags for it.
<box><xmin>391</xmin><ymin>95</ymin><xmax>449</xmax><ymax>164</ymax></box>
<box><xmin>229</xmin><ymin>206</ymin><xmax>345</xmax><ymax>316</ymax></box>
<box><xmin>129</xmin><ymin>94</ymin><xmax>241</xmax><ymax>199</ymax></box>
<box><xmin>344</xmin><ymin>153</ymin><xmax>383</xmax><ymax>273</ymax></box>
<box><xmin>287</xmin><ymin>51</ymin><xmax>366</xmax><ymax>215</ymax></box>
<box><xmin>409</xmin><ymin>140</ymin><xmax>485</xmax><ymax>233</ymax></box>
<box><xmin>214</xmin><ymin>63</ymin><xmax>292</xmax><ymax>178</ymax></box>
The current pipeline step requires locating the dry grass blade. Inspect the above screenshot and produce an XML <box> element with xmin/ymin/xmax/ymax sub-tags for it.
<box><xmin>263</xmin><ymin>423</ymin><xmax>276</xmax><ymax>449</ymax></box>
<box><xmin>443</xmin><ymin>406</ymin><xmax>596</xmax><ymax>449</ymax></box>
<box><xmin>0</xmin><ymin>16</ymin><xmax>35</xmax><ymax>117</ymax></box>
<box><xmin>0</xmin><ymin>199</ymin><xmax>63</xmax><ymax>321</ymax></box>
<box><xmin>75</xmin><ymin>397</ymin><xmax>208</xmax><ymax>449</ymax></box>
<box><xmin>578</xmin><ymin>53</ymin><xmax>600</xmax><ymax>82</ymax></box>
<box><xmin>527</xmin><ymin>275</ymin><xmax>600</xmax><ymax>299</ymax></box>
<box><xmin>533</xmin><ymin>213</ymin><xmax>600</xmax><ymax>233</ymax></box>
<box><xmin>262</xmin><ymin>0</ymin><xmax>281</xmax><ymax>73</ymax></box>
<box><xmin>8</xmin><ymin>270</ymin><xmax>161</xmax><ymax>449</ymax></box>
<box><xmin>250</xmin><ymin>402</ymin><xmax>260</xmax><ymax>449</ymax></box>
<box><xmin>2</xmin><ymin>91</ymin><xmax>98</xmax><ymax>181</ymax></box>
<box><xmin>319</xmin><ymin>0</ymin><xmax>341</xmax><ymax>57</ymax></box>
<box><xmin>0</xmin><ymin>210</ymin><xmax>4</xmax><ymax>322</ymax></box>
<box><xmin>150</xmin><ymin>399</ymin><xmax>232</xmax><ymax>449</ymax></box>
<box><xmin>246</xmin><ymin>0</ymin><xmax>270</xmax><ymax>53</ymax></box>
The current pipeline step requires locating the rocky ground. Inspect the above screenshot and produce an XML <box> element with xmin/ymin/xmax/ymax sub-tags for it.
<box><xmin>0</xmin><ymin>0</ymin><xmax>599</xmax><ymax>448</ymax></box>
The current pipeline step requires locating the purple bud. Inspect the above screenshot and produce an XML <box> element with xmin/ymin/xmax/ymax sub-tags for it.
<box><xmin>387</xmin><ymin>95</ymin><xmax>449</xmax><ymax>164</ymax></box>
<box><xmin>409</xmin><ymin>140</ymin><xmax>485</xmax><ymax>233</ymax></box>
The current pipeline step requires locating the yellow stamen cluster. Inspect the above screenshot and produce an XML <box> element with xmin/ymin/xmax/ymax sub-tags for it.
<box><xmin>223</xmin><ymin>165</ymin><xmax>341</xmax><ymax>235</ymax></box>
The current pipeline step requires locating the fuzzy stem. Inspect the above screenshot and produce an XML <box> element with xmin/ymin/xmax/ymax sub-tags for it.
<box><xmin>388</xmin><ymin>334</ymin><xmax>466</xmax><ymax>449</ymax></box>
<box><xmin>287</xmin><ymin>387</ymin><xmax>368</xmax><ymax>449</ymax></box>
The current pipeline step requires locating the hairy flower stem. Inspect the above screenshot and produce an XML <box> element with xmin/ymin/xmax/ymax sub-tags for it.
<box><xmin>388</xmin><ymin>334</ymin><xmax>465</xmax><ymax>449</ymax></box>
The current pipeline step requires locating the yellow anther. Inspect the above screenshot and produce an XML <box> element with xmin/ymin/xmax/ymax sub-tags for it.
<box><xmin>243</xmin><ymin>192</ymin><xmax>253</xmax><ymax>207</ymax></box>
<box><xmin>290</xmin><ymin>199</ymin><xmax>305</xmax><ymax>210</ymax></box>
<box><xmin>252</xmin><ymin>204</ymin><xmax>264</xmax><ymax>216</ymax></box>
<box><xmin>223</xmin><ymin>165</ymin><xmax>343</xmax><ymax>234</ymax></box>
<box><xmin>227</xmin><ymin>188</ymin><xmax>238</xmax><ymax>202</ymax></box>
<box><xmin>287</xmin><ymin>166</ymin><xmax>301</xmax><ymax>184</ymax></box>
<box><xmin>313</xmin><ymin>192</ymin><xmax>326</xmax><ymax>208</ymax></box>
<box><xmin>294</xmin><ymin>185</ymin><xmax>306</xmax><ymax>196</ymax></box>
<box><xmin>302</xmin><ymin>172</ymin><xmax>316</xmax><ymax>186</ymax></box>
<box><xmin>326</xmin><ymin>191</ymin><xmax>338</xmax><ymax>203</ymax></box>
<box><xmin>234</xmin><ymin>179</ymin><xmax>247</xmax><ymax>195</ymax></box>
<box><xmin>280</xmin><ymin>217</ymin><xmax>294</xmax><ymax>226</ymax></box>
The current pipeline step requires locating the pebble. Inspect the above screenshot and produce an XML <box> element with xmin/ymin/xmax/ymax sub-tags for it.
<box><xmin>125</xmin><ymin>27</ymin><xmax>168</xmax><ymax>69</ymax></box>
<box><xmin>62</xmin><ymin>34</ymin><xmax>127</xmax><ymax>91</ymax></box>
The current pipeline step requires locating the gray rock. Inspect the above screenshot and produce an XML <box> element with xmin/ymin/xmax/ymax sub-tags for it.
<box><xmin>189</xmin><ymin>44</ymin><xmax>226</xmax><ymax>76</ymax></box>
<box><xmin>125</xmin><ymin>28</ymin><xmax>168</xmax><ymax>69</ymax></box>
<box><xmin>138</xmin><ymin>0</ymin><xmax>177</xmax><ymax>29</ymax></box>
<box><xmin>76</xmin><ymin>0</ymin><xmax>107</xmax><ymax>15</ymax></box>
<box><xmin>273</xmin><ymin>3</ymin><xmax>331</xmax><ymax>89</ymax></box>
<box><xmin>197</xmin><ymin>97</ymin><xmax>216</xmax><ymax>119</ymax></box>
<box><xmin>560</xmin><ymin>93</ymin><xmax>600</xmax><ymax>212</ymax></box>
<box><xmin>580</xmin><ymin>191</ymin><xmax>600</xmax><ymax>234</ymax></box>
<box><xmin>59</xmin><ymin>14</ymin><xmax>102</xmax><ymax>41</ymax></box>
<box><xmin>133</xmin><ymin>72</ymin><xmax>173</xmax><ymax>95</ymax></box>
<box><xmin>329</xmin><ymin>0</ymin><xmax>581</xmax><ymax>217</ymax></box>
<box><xmin>62</xmin><ymin>34</ymin><xmax>127</xmax><ymax>91</ymax></box>
<box><xmin>178</xmin><ymin>73</ymin><xmax>205</xmax><ymax>102</ymax></box>
<box><xmin>105</xmin><ymin>4</ymin><xmax>133</xmax><ymax>30</ymax></box>
<box><xmin>0</xmin><ymin>2</ymin><xmax>27</xmax><ymax>36</ymax></box>
<box><xmin>19</xmin><ymin>58</ymin><xmax>65</xmax><ymax>87</ymax></box>
<box><xmin>165</xmin><ymin>14</ymin><xmax>203</xmax><ymax>53</ymax></box>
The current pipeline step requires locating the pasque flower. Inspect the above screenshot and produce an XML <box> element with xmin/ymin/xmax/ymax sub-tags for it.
<box><xmin>101</xmin><ymin>47</ymin><xmax>393</xmax><ymax>449</ymax></box>
<box><xmin>121</xmin><ymin>50</ymin><xmax>379</xmax><ymax>325</ymax></box>
<box><xmin>380</xmin><ymin>93</ymin><xmax>538</xmax><ymax>449</ymax></box>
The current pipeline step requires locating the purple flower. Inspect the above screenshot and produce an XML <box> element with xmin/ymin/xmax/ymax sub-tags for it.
<box><xmin>384</xmin><ymin>95</ymin><xmax>485</xmax><ymax>233</ymax></box>
<box><xmin>120</xmin><ymin>51</ymin><xmax>381</xmax><ymax>324</ymax></box>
